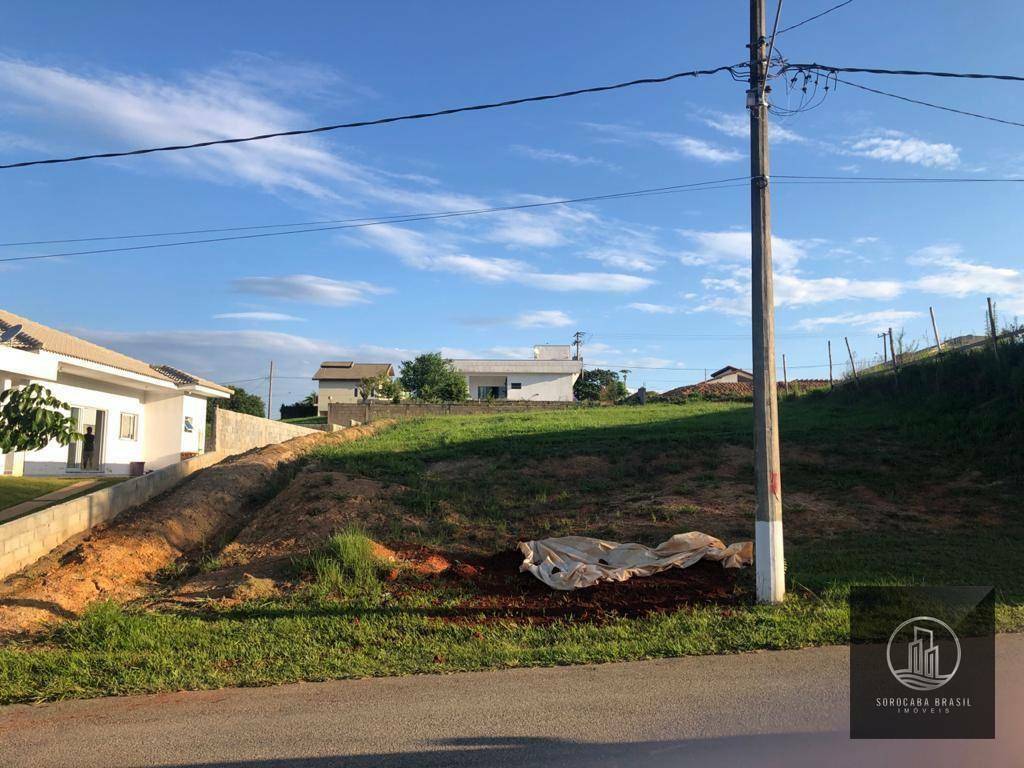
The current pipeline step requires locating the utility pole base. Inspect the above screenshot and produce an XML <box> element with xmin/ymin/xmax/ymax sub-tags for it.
<box><xmin>755</xmin><ymin>519</ymin><xmax>785</xmax><ymax>603</ymax></box>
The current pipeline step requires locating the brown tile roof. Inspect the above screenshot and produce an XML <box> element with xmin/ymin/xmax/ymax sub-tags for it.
<box><xmin>0</xmin><ymin>309</ymin><xmax>229</xmax><ymax>395</ymax></box>
<box><xmin>313</xmin><ymin>361</ymin><xmax>394</xmax><ymax>380</ymax></box>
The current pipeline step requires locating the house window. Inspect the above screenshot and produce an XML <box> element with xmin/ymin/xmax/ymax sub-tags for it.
<box><xmin>510</xmin><ymin>382</ymin><xmax>522</xmax><ymax>390</ymax></box>
<box><xmin>119</xmin><ymin>412</ymin><xmax>138</xmax><ymax>440</ymax></box>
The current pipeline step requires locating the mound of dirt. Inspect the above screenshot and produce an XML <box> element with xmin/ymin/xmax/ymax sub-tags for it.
<box><xmin>442</xmin><ymin>549</ymin><xmax>741</xmax><ymax>623</ymax></box>
<box><xmin>0</xmin><ymin>422</ymin><xmax>390</xmax><ymax>635</ymax></box>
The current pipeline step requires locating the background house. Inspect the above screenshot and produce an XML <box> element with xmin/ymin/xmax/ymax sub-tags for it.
<box><xmin>313</xmin><ymin>361</ymin><xmax>395</xmax><ymax>415</ymax></box>
<box><xmin>452</xmin><ymin>345</ymin><xmax>582</xmax><ymax>401</ymax></box>
<box><xmin>707</xmin><ymin>365</ymin><xmax>753</xmax><ymax>383</ymax></box>
<box><xmin>0</xmin><ymin>310</ymin><xmax>230</xmax><ymax>476</ymax></box>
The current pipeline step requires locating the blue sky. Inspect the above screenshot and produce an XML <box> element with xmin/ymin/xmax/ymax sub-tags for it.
<box><xmin>2</xmin><ymin>1</ymin><xmax>1023</xmax><ymax>409</ymax></box>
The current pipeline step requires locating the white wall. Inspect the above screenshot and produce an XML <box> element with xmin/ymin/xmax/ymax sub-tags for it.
<box><xmin>317</xmin><ymin>379</ymin><xmax>361</xmax><ymax>413</ymax></box>
<box><xmin>466</xmin><ymin>371</ymin><xmax>577</xmax><ymax>401</ymax></box>
<box><xmin>506</xmin><ymin>372</ymin><xmax>577</xmax><ymax>401</ymax></box>
<box><xmin>180</xmin><ymin>395</ymin><xmax>207</xmax><ymax>455</ymax></box>
<box><xmin>23</xmin><ymin>374</ymin><xmax>148</xmax><ymax>476</ymax></box>
<box><xmin>142</xmin><ymin>393</ymin><xmax>184</xmax><ymax>471</ymax></box>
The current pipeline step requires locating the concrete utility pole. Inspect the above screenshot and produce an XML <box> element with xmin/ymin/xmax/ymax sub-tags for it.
<box><xmin>266</xmin><ymin>360</ymin><xmax>274</xmax><ymax>420</ymax></box>
<box><xmin>572</xmin><ymin>330</ymin><xmax>585</xmax><ymax>362</ymax></box>
<box><xmin>877</xmin><ymin>331</ymin><xmax>888</xmax><ymax>363</ymax></box>
<box><xmin>748</xmin><ymin>0</ymin><xmax>784</xmax><ymax>604</ymax></box>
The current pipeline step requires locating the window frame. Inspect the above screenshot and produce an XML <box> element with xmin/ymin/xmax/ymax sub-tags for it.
<box><xmin>119</xmin><ymin>411</ymin><xmax>139</xmax><ymax>441</ymax></box>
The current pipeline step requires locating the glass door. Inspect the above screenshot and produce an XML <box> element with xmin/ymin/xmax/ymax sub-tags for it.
<box><xmin>66</xmin><ymin>407</ymin><xmax>105</xmax><ymax>471</ymax></box>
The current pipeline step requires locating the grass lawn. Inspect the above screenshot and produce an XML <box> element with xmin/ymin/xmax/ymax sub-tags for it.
<box><xmin>282</xmin><ymin>415</ymin><xmax>327</xmax><ymax>426</ymax></box>
<box><xmin>0</xmin><ymin>477</ymin><xmax>83</xmax><ymax>510</ymax></box>
<box><xmin>1</xmin><ymin>352</ymin><xmax>1022</xmax><ymax>701</ymax></box>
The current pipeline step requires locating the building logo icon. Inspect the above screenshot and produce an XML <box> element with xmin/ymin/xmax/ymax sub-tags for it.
<box><xmin>886</xmin><ymin>616</ymin><xmax>961</xmax><ymax>691</ymax></box>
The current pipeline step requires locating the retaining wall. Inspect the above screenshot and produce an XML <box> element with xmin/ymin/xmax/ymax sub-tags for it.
<box><xmin>205</xmin><ymin>408</ymin><xmax>318</xmax><ymax>453</ymax></box>
<box><xmin>0</xmin><ymin>450</ymin><xmax>226</xmax><ymax>579</ymax></box>
<box><xmin>329</xmin><ymin>400</ymin><xmax>586</xmax><ymax>425</ymax></box>
<box><xmin>1</xmin><ymin>410</ymin><xmax>321</xmax><ymax>580</ymax></box>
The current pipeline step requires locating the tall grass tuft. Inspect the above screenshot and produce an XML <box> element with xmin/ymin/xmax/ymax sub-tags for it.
<box><xmin>304</xmin><ymin>528</ymin><xmax>389</xmax><ymax>598</ymax></box>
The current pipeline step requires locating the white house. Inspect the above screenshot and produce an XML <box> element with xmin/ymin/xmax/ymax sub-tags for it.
<box><xmin>452</xmin><ymin>345</ymin><xmax>583</xmax><ymax>402</ymax></box>
<box><xmin>313</xmin><ymin>361</ymin><xmax>396</xmax><ymax>415</ymax></box>
<box><xmin>0</xmin><ymin>310</ymin><xmax>231</xmax><ymax>477</ymax></box>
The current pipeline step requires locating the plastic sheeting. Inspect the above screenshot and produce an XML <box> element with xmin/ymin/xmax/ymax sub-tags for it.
<box><xmin>518</xmin><ymin>532</ymin><xmax>753</xmax><ymax>591</ymax></box>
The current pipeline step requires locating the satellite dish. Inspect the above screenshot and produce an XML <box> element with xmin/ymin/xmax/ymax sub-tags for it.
<box><xmin>0</xmin><ymin>324</ymin><xmax>23</xmax><ymax>343</ymax></box>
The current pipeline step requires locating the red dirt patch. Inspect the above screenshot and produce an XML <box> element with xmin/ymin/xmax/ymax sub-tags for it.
<box><xmin>441</xmin><ymin>549</ymin><xmax>741</xmax><ymax>623</ymax></box>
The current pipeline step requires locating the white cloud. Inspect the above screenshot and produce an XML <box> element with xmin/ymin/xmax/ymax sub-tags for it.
<box><xmin>213</xmin><ymin>311</ymin><xmax>305</xmax><ymax>321</ymax></box>
<box><xmin>510</xmin><ymin>144</ymin><xmax>617</xmax><ymax>170</ymax></box>
<box><xmin>0</xmin><ymin>56</ymin><xmax>487</xmax><ymax>213</ymax></box>
<box><xmin>586</xmin><ymin>123</ymin><xmax>743</xmax><ymax>163</ymax></box>
<box><xmin>678</xmin><ymin>229</ymin><xmax>811</xmax><ymax>271</ymax></box>
<box><xmin>848</xmin><ymin>131</ymin><xmax>959</xmax><ymax>168</ymax></box>
<box><xmin>523</xmin><ymin>272</ymin><xmax>653</xmax><ymax>292</ymax></box>
<box><xmin>232</xmin><ymin>274</ymin><xmax>392</xmax><ymax>306</ymax></box>
<box><xmin>909</xmin><ymin>244</ymin><xmax>1024</xmax><ymax>313</ymax></box>
<box><xmin>77</xmin><ymin>327</ymin><xmax>422</xmax><ymax>407</ymax></box>
<box><xmin>627</xmin><ymin>302</ymin><xmax>677</xmax><ymax>314</ymax></box>
<box><xmin>680</xmin><ymin>229</ymin><xmax>904</xmax><ymax>317</ymax></box>
<box><xmin>775</xmin><ymin>274</ymin><xmax>903</xmax><ymax>306</ymax></box>
<box><xmin>698</xmin><ymin>110</ymin><xmax>804</xmax><ymax>143</ymax></box>
<box><xmin>365</xmin><ymin>225</ymin><xmax>655</xmax><ymax>293</ymax></box>
<box><xmin>794</xmin><ymin>310</ymin><xmax>923</xmax><ymax>332</ymax></box>
<box><xmin>514</xmin><ymin>310</ymin><xmax>574</xmax><ymax>328</ymax></box>
<box><xmin>486</xmin><ymin>346</ymin><xmax>535</xmax><ymax>359</ymax></box>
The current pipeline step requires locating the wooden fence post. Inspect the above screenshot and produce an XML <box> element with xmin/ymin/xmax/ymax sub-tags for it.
<box><xmin>988</xmin><ymin>297</ymin><xmax>1001</xmax><ymax>363</ymax></box>
<box><xmin>888</xmin><ymin>327</ymin><xmax>900</xmax><ymax>390</ymax></box>
<box><xmin>929</xmin><ymin>306</ymin><xmax>943</xmax><ymax>357</ymax></box>
<box><xmin>845</xmin><ymin>337</ymin><xmax>859</xmax><ymax>386</ymax></box>
<box><xmin>827</xmin><ymin>340</ymin><xmax>834</xmax><ymax>390</ymax></box>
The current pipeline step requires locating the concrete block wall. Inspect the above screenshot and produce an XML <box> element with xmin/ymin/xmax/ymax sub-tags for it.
<box><xmin>0</xmin><ymin>450</ymin><xmax>227</xmax><ymax>580</ymax></box>
<box><xmin>206</xmin><ymin>408</ymin><xmax>318</xmax><ymax>454</ymax></box>
<box><xmin>329</xmin><ymin>400</ymin><xmax>587</xmax><ymax>425</ymax></box>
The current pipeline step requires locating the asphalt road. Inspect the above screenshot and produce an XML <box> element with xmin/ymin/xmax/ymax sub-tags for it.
<box><xmin>2</xmin><ymin>635</ymin><xmax>1021</xmax><ymax>767</ymax></box>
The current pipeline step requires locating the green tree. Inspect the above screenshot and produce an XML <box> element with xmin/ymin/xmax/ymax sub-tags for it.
<box><xmin>360</xmin><ymin>371</ymin><xmax>403</xmax><ymax>403</ymax></box>
<box><xmin>0</xmin><ymin>383</ymin><xmax>81</xmax><ymax>452</ymax></box>
<box><xmin>208</xmin><ymin>386</ymin><xmax>266</xmax><ymax>426</ymax></box>
<box><xmin>398</xmin><ymin>353</ymin><xmax>468</xmax><ymax>402</ymax></box>
<box><xmin>302</xmin><ymin>391</ymin><xmax>317</xmax><ymax>407</ymax></box>
<box><xmin>574</xmin><ymin>368</ymin><xmax>628</xmax><ymax>403</ymax></box>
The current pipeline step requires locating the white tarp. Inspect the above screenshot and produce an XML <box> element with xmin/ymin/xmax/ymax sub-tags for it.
<box><xmin>518</xmin><ymin>532</ymin><xmax>754</xmax><ymax>591</ymax></box>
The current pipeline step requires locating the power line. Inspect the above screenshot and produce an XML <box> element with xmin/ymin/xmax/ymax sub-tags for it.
<box><xmin>782</xmin><ymin>63</ymin><xmax>1024</xmax><ymax>83</ymax></box>
<box><xmin>774</xmin><ymin>174</ymin><xmax>1024</xmax><ymax>184</ymax></box>
<box><xmin>0</xmin><ymin>177</ymin><xmax>750</xmax><ymax>263</ymax></box>
<box><xmin>0</xmin><ymin>211</ymin><xmax>470</xmax><ymax>248</ymax></box>
<box><xmin>0</xmin><ymin>64</ymin><xmax>743</xmax><ymax>171</ymax></box>
<box><xmin>774</xmin><ymin>0</ymin><xmax>854</xmax><ymax>36</ymax></box>
<box><xmin>9</xmin><ymin>173</ymin><xmax>1022</xmax><ymax>257</ymax></box>
<box><xmin>833</xmin><ymin>76</ymin><xmax>1024</xmax><ymax>129</ymax></box>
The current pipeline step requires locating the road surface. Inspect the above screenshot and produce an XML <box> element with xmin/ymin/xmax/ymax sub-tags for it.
<box><xmin>2</xmin><ymin>635</ymin><xmax>1021</xmax><ymax>767</ymax></box>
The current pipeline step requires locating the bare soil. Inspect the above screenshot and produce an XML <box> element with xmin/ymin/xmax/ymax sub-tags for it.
<box><xmin>0</xmin><ymin>423</ymin><xmax>389</xmax><ymax>635</ymax></box>
<box><xmin>440</xmin><ymin>549</ymin><xmax>741</xmax><ymax>623</ymax></box>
